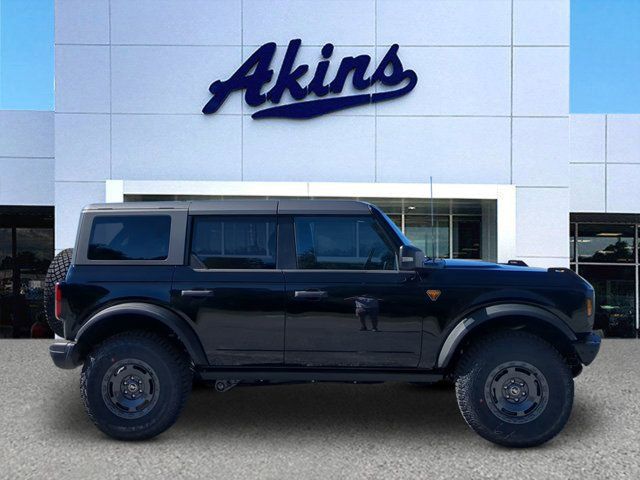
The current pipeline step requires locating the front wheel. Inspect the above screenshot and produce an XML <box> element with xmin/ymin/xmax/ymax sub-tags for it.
<box><xmin>454</xmin><ymin>331</ymin><xmax>574</xmax><ymax>448</ymax></box>
<box><xmin>80</xmin><ymin>331</ymin><xmax>192</xmax><ymax>440</ymax></box>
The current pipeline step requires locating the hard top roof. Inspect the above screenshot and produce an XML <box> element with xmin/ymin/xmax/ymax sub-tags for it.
<box><xmin>83</xmin><ymin>199</ymin><xmax>373</xmax><ymax>215</ymax></box>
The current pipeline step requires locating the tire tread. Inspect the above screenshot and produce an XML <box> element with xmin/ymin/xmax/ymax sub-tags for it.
<box><xmin>454</xmin><ymin>330</ymin><xmax>573</xmax><ymax>448</ymax></box>
<box><xmin>43</xmin><ymin>248</ymin><xmax>73</xmax><ymax>336</ymax></box>
<box><xmin>80</xmin><ymin>330</ymin><xmax>192</xmax><ymax>440</ymax></box>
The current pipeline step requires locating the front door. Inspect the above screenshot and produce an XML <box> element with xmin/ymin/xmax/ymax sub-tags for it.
<box><xmin>284</xmin><ymin>215</ymin><xmax>423</xmax><ymax>368</ymax></box>
<box><xmin>172</xmin><ymin>215</ymin><xmax>284</xmax><ymax>366</ymax></box>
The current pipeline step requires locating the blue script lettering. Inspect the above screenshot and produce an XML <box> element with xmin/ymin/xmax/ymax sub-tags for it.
<box><xmin>202</xmin><ymin>39</ymin><xmax>417</xmax><ymax>119</ymax></box>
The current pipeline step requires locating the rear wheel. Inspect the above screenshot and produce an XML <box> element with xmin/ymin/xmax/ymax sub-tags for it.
<box><xmin>80</xmin><ymin>331</ymin><xmax>192</xmax><ymax>440</ymax></box>
<box><xmin>43</xmin><ymin>248</ymin><xmax>73</xmax><ymax>336</ymax></box>
<box><xmin>454</xmin><ymin>331</ymin><xmax>573</xmax><ymax>448</ymax></box>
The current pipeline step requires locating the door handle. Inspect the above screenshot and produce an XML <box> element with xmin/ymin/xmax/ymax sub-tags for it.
<box><xmin>294</xmin><ymin>290</ymin><xmax>328</xmax><ymax>300</ymax></box>
<box><xmin>181</xmin><ymin>289</ymin><xmax>215</xmax><ymax>297</ymax></box>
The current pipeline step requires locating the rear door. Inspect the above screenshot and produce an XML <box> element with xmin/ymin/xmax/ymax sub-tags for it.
<box><xmin>283</xmin><ymin>214</ymin><xmax>423</xmax><ymax>368</ymax></box>
<box><xmin>172</xmin><ymin>213</ymin><xmax>285</xmax><ymax>366</ymax></box>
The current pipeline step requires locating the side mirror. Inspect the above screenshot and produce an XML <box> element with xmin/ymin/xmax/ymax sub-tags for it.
<box><xmin>399</xmin><ymin>245</ymin><xmax>425</xmax><ymax>270</ymax></box>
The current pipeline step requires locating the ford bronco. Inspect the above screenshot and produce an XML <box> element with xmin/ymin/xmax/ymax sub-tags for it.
<box><xmin>47</xmin><ymin>200</ymin><xmax>600</xmax><ymax>447</ymax></box>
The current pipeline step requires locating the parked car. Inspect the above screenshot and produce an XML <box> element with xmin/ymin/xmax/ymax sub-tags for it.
<box><xmin>47</xmin><ymin>200</ymin><xmax>600</xmax><ymax>447</ymax></box>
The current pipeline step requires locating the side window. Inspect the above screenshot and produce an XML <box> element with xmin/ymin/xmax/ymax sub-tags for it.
<box><xmin>88</xmin><ymin>215</ymin><xmax>171</xmax><ymax>260</ymax></box>
<box><xmin>190</xmin><ymin>216</ymin><xmax>277</xmax><ymax>269</ymax></box>
<box><xmin>294</xmin><ymin>216</ymin><xmax>397</xmax><ymax>270</ymax></box>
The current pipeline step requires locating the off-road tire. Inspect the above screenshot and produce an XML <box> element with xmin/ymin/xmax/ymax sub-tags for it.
<box><xmin>80</xmin><ymin>331</ymin><xmax>192</xmax><ymax>440</ymax></box>
<box><xmin>43</xmin><ymin>248</ymin><xmax>73</xmax><ymax>336</ymax></box>
<box><xmin>455</xmin><ymin>331</ymin><xmax>574</xmax><ymax>448</ymax></box>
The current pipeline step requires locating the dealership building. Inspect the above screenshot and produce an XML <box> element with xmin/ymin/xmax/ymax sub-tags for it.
<box><xmin>0</xmin><ymin>0</ymin><xmax>639</xmax><ymax>339</ymax></box>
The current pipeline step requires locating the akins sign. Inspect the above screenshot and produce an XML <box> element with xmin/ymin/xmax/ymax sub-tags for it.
<box><xmin>202</xmin><ymin>39</ymin><xmax>417</xmax><ymax>120</ymax></box>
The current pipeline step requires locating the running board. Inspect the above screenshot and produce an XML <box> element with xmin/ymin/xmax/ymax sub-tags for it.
<box><xmin>197</xmin><ymin>367</ymin><xmax>443</xmax><ymax>383</ymax></box>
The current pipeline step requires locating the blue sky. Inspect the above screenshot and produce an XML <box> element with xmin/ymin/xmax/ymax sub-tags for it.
<box><xmin>570</xmin><ymin>0</ymin><xmax>640</xmax><ymax>113</ymax></box>
<box><xmin>0</xmin><ymin>0</ymin><xmax>638</xmax><ymax>112</ymax></box>
<box><xmin>0</xmin><ymin>0</ymin><xmax>53</xmax><ymax>110</ymax></box>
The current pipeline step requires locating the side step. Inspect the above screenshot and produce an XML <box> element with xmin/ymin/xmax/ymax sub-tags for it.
<box><xmin>197</xmin><ymin>367</ymin><xmax>443</xmax><ymax>383</ymax></box>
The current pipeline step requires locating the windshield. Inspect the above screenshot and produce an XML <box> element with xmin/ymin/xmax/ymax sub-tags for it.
<box><xmin>375</xmin><ymin>208</ymin><xmax>414</xmax><ymax>246</ymax></box>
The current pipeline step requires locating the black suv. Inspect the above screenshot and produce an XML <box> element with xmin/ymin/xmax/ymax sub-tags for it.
<box><xmin>48</xmin><ymin>200</ymin><xmax>600</xmax><ymax>447</ymax></box>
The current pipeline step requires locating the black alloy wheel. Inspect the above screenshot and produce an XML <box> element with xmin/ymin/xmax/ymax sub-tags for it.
<box><xmin>483</xmin><ymin>361</ymin><xmax>549</xmax><ymax>424</ymax></box>
<box><xmin>101</xmin><ymin>359</ymin><xmax>160</xmax><ymax>419</ymax></box>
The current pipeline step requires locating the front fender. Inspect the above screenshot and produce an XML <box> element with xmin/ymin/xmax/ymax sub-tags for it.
<box><xmin>75</xmin><ymin>302</ymin><xmax>208</xmax><ymax>366</ymax></box>
<box><xmin>436</xmin><ymin>303</ymin><xmax>577</xmax><ymax>368</ymax></box>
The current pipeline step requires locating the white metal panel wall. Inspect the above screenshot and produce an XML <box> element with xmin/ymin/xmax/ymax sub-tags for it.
<box><xmin>54</xmin><ymin>0</ymin><xmax>571</xmax><ymax>266</ymax></box>
<box><xmin>0</xmin><ymin>111</ymin><xmax>54</xmax><ymax>206</ymax></box>
<box><xmin>570</xmin><ymin>114</ymin><xmax>640</xmax><ymax>214</ymax></box>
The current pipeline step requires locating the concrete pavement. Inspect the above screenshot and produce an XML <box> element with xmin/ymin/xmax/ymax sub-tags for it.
<box><xmin>0</xmin><ymin>339</ymin><xmax>639</xmax><ymax>479</ymax></box>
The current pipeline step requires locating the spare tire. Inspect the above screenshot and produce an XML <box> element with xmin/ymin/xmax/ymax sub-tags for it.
<box><xmin>43</xmin><ymin>248</ymin><xmax>73</xmax><ymax>337</ymax></box>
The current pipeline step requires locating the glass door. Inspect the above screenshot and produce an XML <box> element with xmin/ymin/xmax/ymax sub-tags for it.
<box><xmin>0</xmin><ymin>207</ymin><xmax>54</xmax><ymax>338</ymax></box>
<box><xmin>0</xmin><ymin>228</ymin><xmax>13</xmax><ymax>338</ymax></box>
<box><xmin>570</xmin><ymin>222</ymin><xmax>638</xmax><ymax>338</ymax></box>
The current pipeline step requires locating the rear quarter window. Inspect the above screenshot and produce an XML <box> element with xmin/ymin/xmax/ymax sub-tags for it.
<box><xmin>88</xmin><ymin>215</ymin><xmax>171</xmax><ymax>261</ymax></box>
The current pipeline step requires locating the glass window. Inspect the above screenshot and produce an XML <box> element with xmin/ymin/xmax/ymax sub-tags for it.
<box><xmin>294</xmin><ymin>216</ymin><xmax>396</xmax><ymax>270</ymax></box>
<box><xmin>404</xmin><ymin>215</ymin><xmax>449</xmax><ymax>259</ymax></box>
<box><xmin>452</xmin><ymin>216</ymin><xmax>481</xmax><ymax>259</ymax></box>
<box><xmin>0</xmin><ymin>228</ymin><xmax>12</xmax><ymax>295</ymax></box>
<box><xmin>15</xmin><ymin>228</ymin><xmax>53</xmax><ymax>338</ymax></box>
<box><xmin>451</xmin><ymin>200</ymin><xmax>483</xmax><ymax>215</ymax></box>
<box><xmin>577</xmin><ymin>224</ymin><xmax>634</xmax><ymax>263</ymax></box>
<box><xmin>0</xmin><ymin>207</ymin><xmax>54</xmax><ymax>339</ymax></box>
<box><xmin>124</xmin><ymin>197</ymin><xmax>498</xmax><ymax>262</ymax></box>
<box><xmin>378</xmin><ymin>211</ymin><xmax>412</xmax><ymax>246</ymax></box>
<box><xmin>88</xmin><ymin>216</ymin><xmax>171</xmax><ymax>261</ymax></box>
<box><xmin>578</xmin><ymin>265</ymin><xmax>636</xmax><ymax>338</ymax></box>
<box><xmin>570</xmin><ymin>222</ymin><xmax>576</xmax><ymax>263</ymax></box>
<box><xmin>191</xmin><ymin>216</ymin><xmax>276</xmax><ymax>269</ymax></box>
<box><xmin>16</xmin><ymin>228</ymin><xmax>53</xmax><ymax>298</ymax></box>
<box><xmin>0</xmin><ymin>228</ymin><xmax>13</xmax><ymax>338</ymax></box>
<box><xmin>402</xmin><ymin>199</ymin><xmax>450</xmax><ymax>217</ymax></box>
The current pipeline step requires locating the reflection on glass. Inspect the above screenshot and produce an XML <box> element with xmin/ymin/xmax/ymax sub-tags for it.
<box><xmin>0</xmin><ymin>228</ymin><xmax>13</xmax><ymax>338</ymax></box>
<box><xmin>191</xmin><ymin>217</ymin><xmax>277</xmax><ymax>269</ymax></box>
<box><xmin>405</xmin><ymin>215</ymin><xmax>449</xmax><ymax>258</ymax></box>
<box><xmin>15</xmin><ymin>228</ymin><xmax>54</xmax><ymax>338</ymax></box>
<box><xmin>89</xmin><ymin>216</ymin><xmax>171</xmax><ymax>260</ymax></box>
<box><xmin>577</xmin><ymin>224</ymin><xmax>634</xmax><ymax>263</ymax></box>
<box><xmin>453</xmin><ymin>216</ymin><xmax>481</xmax><ymax>259</ymax></box>
<box><xmin>578</xmin><ymin>265</ymin><xmax>636</xmax><ymax>338</ymax></box>
<box><xmin>125</xmin><ymin>196</ymin><xmax>498</xmax><ymax>262</ymax></box>
<box><xmin>451</xmin><ymin>200</ymin><xmax>484</xmax><ymax>215</ymax></box>
<box><xmin>295</xmin><ymin>216</ymin><xmax>396</xmax><ymax>270</ymax></box>
<box><xmin>569</xmin><ymin>223</ymin><xmax>576</xmax><ymax>262</ymax></box>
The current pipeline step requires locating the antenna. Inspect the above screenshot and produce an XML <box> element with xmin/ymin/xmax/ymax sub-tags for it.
<box><xmin>430</xmin><ymin>176</ymin><xmax>436</xmax><ymax>260</ymax></box>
